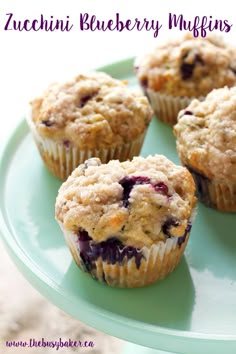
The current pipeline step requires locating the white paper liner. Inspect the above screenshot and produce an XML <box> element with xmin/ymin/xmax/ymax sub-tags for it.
<box><xmin>210</xmin><ymin>181</ymin><xmax>236</xmax><ymax>212</ymax></box>
<box><xmin>178</xmin><ymin>157</ymin><xmax>236</xmax><ymax>212</ymax></box>
<box><xmin>190</xmin><ymin>168</ymin><xmax>236</xmax><ymax>212</ymax></box>
<box><xmin>58</xmin><ymin>222</ymin><xmax>190</xmax><ymax>288</ymax></box>
<box><xmin>147</xmin><ymin>89</ymin><xmax>203</xmax><ymax>126</ymax></box>
<box><xmin>26</xmin><ymin>112</ymin><xmax>147</xmax><ymax>181</ymax></box>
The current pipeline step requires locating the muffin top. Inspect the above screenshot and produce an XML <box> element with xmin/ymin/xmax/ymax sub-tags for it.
<box><xmin>55</xmin><ymin>155</ymin><xmax>196</xmax><ymax>248</ymax></box>
<box><xmin>135</xmin><ymin>34</ymin><xmax>236</xmax><ymax>97</ymax></box>
<box><xmin>30</xmin><ymin>72</ymin><xmax>153</xmax><ymax>149</ymax></box>
<box><xmin>174</xmin><ymin>86</ymin><xmax>236</xmax><ymax>181</ymax></box>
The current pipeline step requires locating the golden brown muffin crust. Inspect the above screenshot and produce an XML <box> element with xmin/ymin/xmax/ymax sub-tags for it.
<box><xmin>135</xmin><ymin>34</ymin><xmax>236</xmax><ymax>97</ymax></box>
<box><xmin>174</xmin><ymin>86</ymin><xmax>236</xmax><ymax>181</ymax></box>
<box><xmin>55</xmin><ymin>155</ymin><xmax>196</xmax><ymax>248</ymax></box>
<box><xmin>30</xmin><ymin>72</ymin><xmax>153</xmax><ymax>149</ymax></box>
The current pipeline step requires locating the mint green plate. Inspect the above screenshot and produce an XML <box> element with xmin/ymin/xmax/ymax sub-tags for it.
<box><xmin>0</xmin><ymin>58</ymin><xmax>236</xmax><ymax>354</ymax></box>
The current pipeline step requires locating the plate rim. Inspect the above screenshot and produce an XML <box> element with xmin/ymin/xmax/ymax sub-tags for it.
<box><xmin>0</xmin><ymin>58</ymin><xmax>236</xmax><ymax>352</ymax></box>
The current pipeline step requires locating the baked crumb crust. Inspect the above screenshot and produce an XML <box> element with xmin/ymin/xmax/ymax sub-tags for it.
<box><xmin>174</xmin><ymin>86</ymin><xmax>236</xmax><ymax>181</ymax></box>
<box><xmin>30</xmin><ymin>72</ymin><xmax>153</xmax><ymax>149</ymax></box>
<box><xmin>135</xmin><ymin>34</ymin><xmax>236</xmax><ymax>97</ymax></box>
<box><xmin>55</xmin><ymin>155</ymin><xmax>196</xmax><ymax>248</ymax></box>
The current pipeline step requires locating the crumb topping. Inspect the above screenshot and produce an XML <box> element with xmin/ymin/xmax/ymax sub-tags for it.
<box><xmin>30</xmin><ymin>72</ymin><xmax>153</xmax><ymax>148</ymax></box>
<box><xmin>135</xmin><ymin>34</ymin><xmax>236</xmax><ymax>97</ymax></box>
<box><xmin>174</xmin><ymin>86</ymin><xmax>236</xmax><ymax>180</ymax></box>
<box><xmin>55</xmin><ymin>155</ymin><xmax>196</xmax><ymax>248</ymax></box>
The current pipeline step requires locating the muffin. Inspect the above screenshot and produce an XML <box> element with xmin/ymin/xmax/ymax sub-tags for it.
<box><xmin>55</xmin><ymin>155</ymin><xmax>197</xmax><ymax>288</ymax></box>
<box><xmin>135</xmin><ymin>34</ymin><xmax>236</xmax><ymax>125</ymax></box>
<box><xmin>27</xmin><ymin>72</ymin><xmax>153</xmax><ymax>180</ymax></box>
<box><xmin>174</xmin><ymin>86</ymin><xmax>236</xmax><ymax>212</ymax></box>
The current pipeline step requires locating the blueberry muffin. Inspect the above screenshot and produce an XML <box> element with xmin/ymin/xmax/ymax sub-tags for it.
<box><xmin>174</xmin><ymin>86</ymin><xmax>236</xmax><ymax>212</ymax></box>
<box><xmin>135</xmin><ymin>34</ymin><xmax>236</xmax><ymax>125</ymax></box>
<box><xmin>27</xmin><ymin>72</ymin><xmax>153</xmax><ymax>180</ymax></box>
<box><xmin>55</xmin><ymin>155</ymin><xmax>196</xmax><ymax>288</ymax></box>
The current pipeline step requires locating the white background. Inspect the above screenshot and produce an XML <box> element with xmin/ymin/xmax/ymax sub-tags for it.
<box><xmin>1</xmin><ymin>0</ymin><xmax>236</xmax><ymax>143</ymax></box>
<box><xmin>0</xmin><ymin>0</ymin><xmax>236</xmax><ymax>349</ymax></box>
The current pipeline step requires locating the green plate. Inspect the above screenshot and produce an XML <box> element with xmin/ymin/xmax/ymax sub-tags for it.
<box><xmin>0</xmin><ymin>58</ymin><xmax>236</xmax><ymax>354</ymax></box>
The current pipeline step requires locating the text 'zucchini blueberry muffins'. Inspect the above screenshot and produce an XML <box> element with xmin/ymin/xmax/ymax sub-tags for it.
<box><xmin>135</xmin><ymin>34</ymin><xmax>236</xmax><ymax>125</ymax></box>
<box><xmin>174</xmin><ymin>86</ymin><xmax>236</xmax><ymax>212</ymax></box>
<box><xmin>55</xmin><ymin>155</ymin><xmax>197</xmax><ymax>288</ymax></box>
<box><xmin>27</xmin><ymin>72</ymin><xmax>153</xmax><ymax>180</ymax></box>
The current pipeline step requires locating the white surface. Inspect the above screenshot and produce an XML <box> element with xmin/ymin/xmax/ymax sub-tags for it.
<box><xmin>1</xmin><ymin>0</ymin><xmax>235</xmax><ymax>143</ymax></box>
<box><xmin>122</xmin><ymin>342</ymin><xmax>174</xmax><ymax>354</ymax></box>
<box><xmin>0</xmin><ymin>240</ymin><xmax>124</xmax><ymax>354</ymax></box>
<box><xmin>0</xmin><ymin>1</ymin><xmax>235</xmax><ymax>353</ymax></box>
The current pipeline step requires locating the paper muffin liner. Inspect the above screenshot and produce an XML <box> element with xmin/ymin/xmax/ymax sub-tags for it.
<box><xmin>58</xmin><ymin>222</ymin><xmax>191</xmax><ymax>288</ymax></box>
<box><xmin>26</xmin><ymin>115</ymin><xmax>147</xmax><ymax>181</ymax></box>
<box><xmin>184</xmin><ymin>165</ymin><xmax>236</xmax><ymax>212</ymax></box>
<box><xmin>146</xmin><ymin>89</ymin><xmax>198</xmax><ymax>126</ymax></box>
